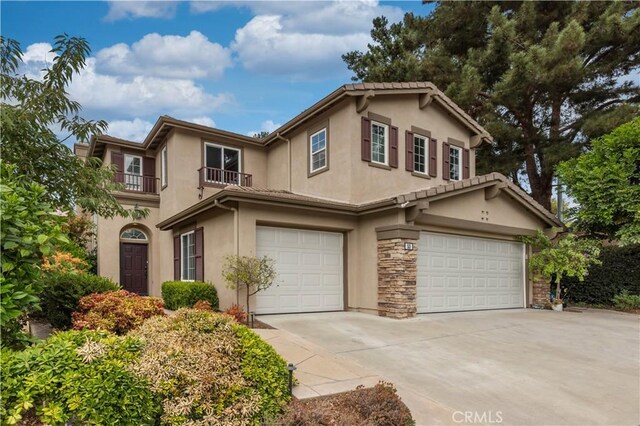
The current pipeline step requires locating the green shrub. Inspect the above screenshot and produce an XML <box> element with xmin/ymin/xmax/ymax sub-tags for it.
<box><xmin>612</xmin><ymin>290</ymin><xmax>640</xmax><ymax>311</ymax></box>
<box><xmin>40</xmin><ymin>272</ymin><xmax>119</xmax><ymax>329</ymax></box>
<box><xmin>161</xmin><ymin>280</ymin><xmax>219</xmax><ymax>311</ymax></box>
<box><xmin>0</xmin><ymin>330</ymin><xmax>159</xmax><ymax>425</ymax></box>
<box><xmin>72</xmin><ymin>290</ymin><xmax>165</xmax><ymax>334</ymax></box>
<box><xmin>562</xmin><ymin>244</ymin><xmax>640</xmax><ymax>305</ymax></box>
<box><xmin>129</xmin><ymin>309</ymin><xmax>289</xmax><ymax>425</ymax></box>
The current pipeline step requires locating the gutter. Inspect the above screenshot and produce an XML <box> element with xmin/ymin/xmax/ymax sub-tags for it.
<box><xmin>273</xmin><ymin>133</ymin><xmax>292</xmax><ymax>191</ymax></box>
<box><xmin>214</xmin><ymin>200</ymin><xmax>240</xmax><ymax>305</ymax></box>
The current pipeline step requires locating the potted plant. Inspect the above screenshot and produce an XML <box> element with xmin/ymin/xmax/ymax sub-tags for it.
<box><xmin>520</xmin><ymin>231</ymin><xmax>600</xmax><ymax>312</ymax></box>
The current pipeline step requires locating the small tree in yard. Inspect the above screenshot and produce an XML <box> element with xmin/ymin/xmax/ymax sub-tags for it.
<box><xmin>520</xmin><ymin>231</ymin><xmax>601</xmax><ymax>306</ymax></box>
<box><xmin>222</xmin><ymin>255</ymin><xmax>277</xmax><ymax>320</ymax></box>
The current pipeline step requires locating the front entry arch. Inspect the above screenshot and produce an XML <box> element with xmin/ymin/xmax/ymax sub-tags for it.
<box><xmin>120</xmin><ymin>228</ymin><xmax>149</xmax><ymax>295</ymax></box>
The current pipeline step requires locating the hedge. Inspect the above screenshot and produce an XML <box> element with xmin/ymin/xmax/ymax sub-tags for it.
<box><xmin>562</xmin><ymin>244</ymin><xmax>640</xmax><ymax>305</ymax></box>
<box><xmin>129</xmin><ymin>309</ymin><xmax>289</xmax><ymax>424</ymax></box>
<box><xmin>1</xmin><ymin>330</ymin><xmax>159</xmax><ymax>425</ymax></box>
<box><xmin>72</xmin><ymin>290</ymin><xmax>165</xmax><ymax>334</ymax></box>
<box><xmin>39</xmin><ymin>273</ymin><xmax>120</xmax><ymax>329</ymax></box>
<box><xmin>161</xmin><ymin>280</ymin><xmax>219</xmax><ymax>311</ymax></box>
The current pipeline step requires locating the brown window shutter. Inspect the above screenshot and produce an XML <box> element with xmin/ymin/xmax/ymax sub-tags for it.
<box><xmin>463</xmin><ymin>148</ymin><xmax>470</xmax><ymax>179</ymax></box>
<box><xmin>389</xmin><ymin>125</ymin><xmax>399</xmax><ymax>168</ymax></box>
<box><xmin>429</xmin><ymin>138</ymin><xmax>437</xmax><ymax>177</ymax></box>
<box><xmin>143</xmin><ymin>156</ymin><xmax>156</xmax><ymax>193</ymax></box>
<box><xmin>173</xmin><ymin>235</ymin><xmax>180</xmax><ymax>280</ymax></box>
<box><xmin>405</xmin><ymin>130</ymin><xmax>414</xmax><ymax>171</ymax></box>
<box><xmin>442</xmin><ymin>141</ymin><xmax>450</xmax><ymax>181</ymax></box>
<box><xmin>195</xmin><ymin>227</ymin><xmax>204</xmax><ymax>282</ymax></box>
<box><xmin>111</xmin><ymin>152</ymin><xmax>124</xmax><ymax>183</ymax></box>
<box><xmin>361</xmin><ymin>116</ymin><xmax>371</xmax><ymax>162</ymax></box>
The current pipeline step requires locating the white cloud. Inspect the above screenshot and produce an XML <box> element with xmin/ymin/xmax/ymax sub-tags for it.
<box><xmin>105</xmin><ymin>1</ymin><xmax>178</xmax><ymax>21</ymax></box>
<box><xmin>96</xmin><ymin>31</ymin><xmax>231</xmax><ymax>80</ymax></box>
<box><xmin>22</xmin><ymin>42</ymin><xmax>56</xmax><ymax>63</ymax></box>
<box><xmin>232</xmin><ymin>15</ymin><xmax>370</xmax><ymax>79</ymax></box>
<box><xmin>67</xmin><ymin>58</ymin><xmax>233</xmax><ymax>117</ymax></box>
<box><xmin>188</xmin><ymin>116</ymin><xmax>216</xmax><ymax>127</ymax></box>
<box><xmin>107</xmin><ymin>118</ymin><xmax>154</xmax><ymax>141</ymax></box>
<box><xmin>246</xmin><ymin>119</ymin><xmax>282</xmax><ymax>136</ymax></box>
<box><xmin>226</xmin><ymin>0</ymin><xmax>404</xmax><ymax>79</ymax></box>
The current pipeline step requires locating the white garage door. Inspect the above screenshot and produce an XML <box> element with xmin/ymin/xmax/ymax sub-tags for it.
<box><xmin>255</xmin><ymin>226</ymin><xmax>343</xmax><ymax>314</ymax></box>
<box><xmin>417</xmin><ymin>232</ymin><xmax>525</xmax><ymax>313</ymax></box>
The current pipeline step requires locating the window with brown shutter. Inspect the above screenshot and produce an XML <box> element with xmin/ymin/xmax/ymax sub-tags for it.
<box><xmin>195</xmin><ymin>227</ymin><xmax>204</xmax><ymax>281</ymax></box>
<box><xmin>361</xmin><ymin>116</ymin><xmax>371</xmax><ymax>162</ymax></box>
<box><xmin>389</xmin><ymin>125</ymin><xmax>398</xmax><ymax>168</ymax></box>
<box><xmin>463</xmin><ymin>148</ymin><xmax>470</xmax><ymax>179</ymax></box>
<box><xmin>173</xmin><ymin>235</ymin><xmax>180</xmax><ymax>280</ymax></box>
<box><xmin>443</xmin><ymin>141</ymin><xmax>450</xmax><ymax>181</ymax></box>
<box><xmin>405</xmin><ymin>130</ymin><xmax>414</xmax><ymax>171</ymax></box>
<box><xmin>429</xmin><ymin>138</ymin><xmax>438</xmax><ymax>177</ymax></box>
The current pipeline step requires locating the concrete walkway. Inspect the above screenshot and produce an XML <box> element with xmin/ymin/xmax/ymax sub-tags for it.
<box><xmin>254</xmin><ymin>327</ymin><xmax>383</xmax><ymax>399</ymax></box>
<box><xmin>259</xmin><ymin>309</ymin><xmax>640</xmax><ymax>426</ymax></box>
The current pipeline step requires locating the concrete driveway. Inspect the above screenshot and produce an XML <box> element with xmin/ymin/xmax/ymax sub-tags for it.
<box><xmin>260</xmin><ymin>309</ymin><xmax>639</xmax><ymax>426</ymax></box>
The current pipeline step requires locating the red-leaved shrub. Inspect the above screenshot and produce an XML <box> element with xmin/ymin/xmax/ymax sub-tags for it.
<box><xmin>224</xmin><ymin>303</ymin><xmax>248</xmax><ymax>323</ymax></box>
<box><xmin>193</xmin><ymin>300</ymin><xmax>213</xmax><ymax>311</ymax></box>
<box><xmin>72</xmin><ymin>290</ymin><xmax>165</xmax><ymax>334</ymax></box>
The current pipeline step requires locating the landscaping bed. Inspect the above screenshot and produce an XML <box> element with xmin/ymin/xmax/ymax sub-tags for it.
<box><xmin>278</xmin><ymin>382</ymin><xmax>413</xmax><ymax>426</ymax></box>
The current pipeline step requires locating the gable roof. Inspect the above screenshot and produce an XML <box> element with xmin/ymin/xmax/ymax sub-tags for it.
<box><xmin>84</xmin><ymin>82</ymin><xmax>493</xmax><ymax>158</ymax></box>
<box><xmin>396</xmin><ymin>172</ymin><xmax>562</xmax><ymax>228</ymax></box>
<box><xmin>261</xmin><ymin>82</ymin><xmax>492</xmax><ymax>147</ymax></box>
<box><xmin>87</xmin><ymin>115</ymin><xmax>262</xmax><ymax>159</ymax></box>
<box><xmin>156</xmin><ymin>185</ymin><xmax>396</xmax><ymax>230</ymax></box>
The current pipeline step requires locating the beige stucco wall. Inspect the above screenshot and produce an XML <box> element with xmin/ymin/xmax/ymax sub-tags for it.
<box><xmin>264</xmin><ymin>94</ymin><xmax>478</xmax><ymax>205</ymax></box>
<box><xmin>95</xmin><ymin>204</ymin><xmax>162</xmax><ymax>296</ymax></box>
<box><xmin>158</xmin><ymin>129</ymin><xmax>268</xmax><ymax>220</ymax></box>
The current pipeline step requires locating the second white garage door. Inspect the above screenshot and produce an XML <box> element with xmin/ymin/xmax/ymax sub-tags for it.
<box><xmin>255</xmin><ymin>226</ymin><xmax>343</xmax><ymax>314</ymax></box>
<box><xmin>417</xmin><ymin>232</ymin><xmax>525</xmax><ymax>313</ymax></box>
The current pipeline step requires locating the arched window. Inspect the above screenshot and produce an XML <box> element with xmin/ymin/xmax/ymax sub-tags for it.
<box><xmin>120</xmin><ymin>229</ymin><xmax>147</xmax><ymax>240</ymax></box>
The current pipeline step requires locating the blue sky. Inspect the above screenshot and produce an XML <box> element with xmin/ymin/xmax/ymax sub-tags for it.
<box><xmin>2</xmin><ymin>1</ymin><xmax>435</xmax><ymax>142</ymax></box>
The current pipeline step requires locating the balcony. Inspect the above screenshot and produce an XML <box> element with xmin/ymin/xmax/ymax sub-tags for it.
<box><xmin>199</xmin><ymin>167</ymin><xmax>253</xmax><ymax>188</ymax></box>
<box><xmin>114</xmin><ymin>173</ymin><xmax>159</xmax><ymax>194</ymax></box>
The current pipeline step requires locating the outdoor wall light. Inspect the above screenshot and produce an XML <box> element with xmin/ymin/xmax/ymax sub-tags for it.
<box><xmin>287</xmin><ymin>363</ymin><xmax>297</xmax><ymax>396</ymax></box>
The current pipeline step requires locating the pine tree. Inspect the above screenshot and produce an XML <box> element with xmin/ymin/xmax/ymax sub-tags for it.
<box><xmin>343</xmin><ymin>2</ymin><xmax>640</xmax><ymax>209</ymax></box>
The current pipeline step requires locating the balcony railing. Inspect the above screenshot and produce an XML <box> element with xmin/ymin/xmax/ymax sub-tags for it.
<box><xmin>199</xmin><ymin>167</ymin><xmax>252</xmax><ymax>187</ymax></box>
<box><xmin>114</xmin><ymin>173</ymin><xmax>159</xmax><ymax>194</ymax></box>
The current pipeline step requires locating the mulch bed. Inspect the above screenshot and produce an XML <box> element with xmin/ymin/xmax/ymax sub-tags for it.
<box><xmin>277</xmin><ymin>382</ymin><xmax>413</xmax><ymax>426</ymax></box>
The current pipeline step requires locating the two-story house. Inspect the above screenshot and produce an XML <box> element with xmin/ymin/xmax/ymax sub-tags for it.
<box><xmin>75</xmin><ymin>82</ymin><xmax>560</xmax><ymax>319</ymax></box>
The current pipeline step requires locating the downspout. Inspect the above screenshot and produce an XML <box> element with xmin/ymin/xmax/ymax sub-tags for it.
<box><xmin>274</xmin><ymin>132</ymin><xmax>292</xmax><ymax>191</ymax></box>
<box><xmin>214</xmin><ymin>200</ymin><xmax>240</xmax><ymax>304</ymax></box>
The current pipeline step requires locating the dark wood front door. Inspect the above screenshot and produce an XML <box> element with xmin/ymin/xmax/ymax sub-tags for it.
<box><xmin>120</xmin><ymin>243</ymin><xmax>148</xmax><ymax>295</ymax></box>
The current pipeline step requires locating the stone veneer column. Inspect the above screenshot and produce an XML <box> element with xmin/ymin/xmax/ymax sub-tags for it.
<box><xmin>376</xmin><ymin>225</ymin><xmax>420</xmax><ymax>319</ymax></box>
<box><xmin>531</xmin><ymin>279</ymin><xmax>550</xmax><ymax>306</ymax></box>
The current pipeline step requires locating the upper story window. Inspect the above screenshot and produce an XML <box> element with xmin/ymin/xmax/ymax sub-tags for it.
<box><xmin>371</xmin><ymin>121</ymin><xmax>388</xmax><ymax>165</ymax></box>
<box><xmin>161</xmin><ymin>146</ymin><xmax>167</xmax><ymax>188</ymax></box>
<box><xmin>124</xmin><ymin>154</ymin><xmax>143</xmax><ymax>191</ymax></box>
<box><xmin>204</xmin><ymin>143</ymin><xmax>240</xmax><ymax>184</ymax></box>
<box><xmin>413</xmin><ymin>134</ymin><xmax>428</xmax><ymax>174</ymax></box>
<box><xmin>310</xmin><ymin>128</ymin><xmax>327</xmax><ymax>173</ymax></box>
<box><xmin>180</xmin><ymin>231</ymin><xmax>195</xmax><ymax>281</ymax></box>
<box><xmin>449</xmin><ymin>145</ymin><xmax>462</xmax><ymax>181</ymax></box>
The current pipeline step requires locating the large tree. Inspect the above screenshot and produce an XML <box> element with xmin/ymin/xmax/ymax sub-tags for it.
<box><xmin>557</xmin><ymin>118</ymin><xmax>640</xmax><ymax>245</ymax></box>
<box><xmin>343</xmin><ymin>2</ymin><xmax>640</xmax><ymax>209</ymax></box>
<box><xmin>1</xmin><ymin>35</ymin><xmax>136</xmax><ymax>218</ymax></box>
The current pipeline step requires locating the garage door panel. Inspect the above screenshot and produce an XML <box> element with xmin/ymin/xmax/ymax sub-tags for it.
<box><xmin>418</xmin><ymin>232</ymin><xmax>524</xmax><ymax>313</ymax></box>
<box><xmin>256</xmin><ymin>226</ymin><xmax>343</xmax><ymax>314</ymax></box>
